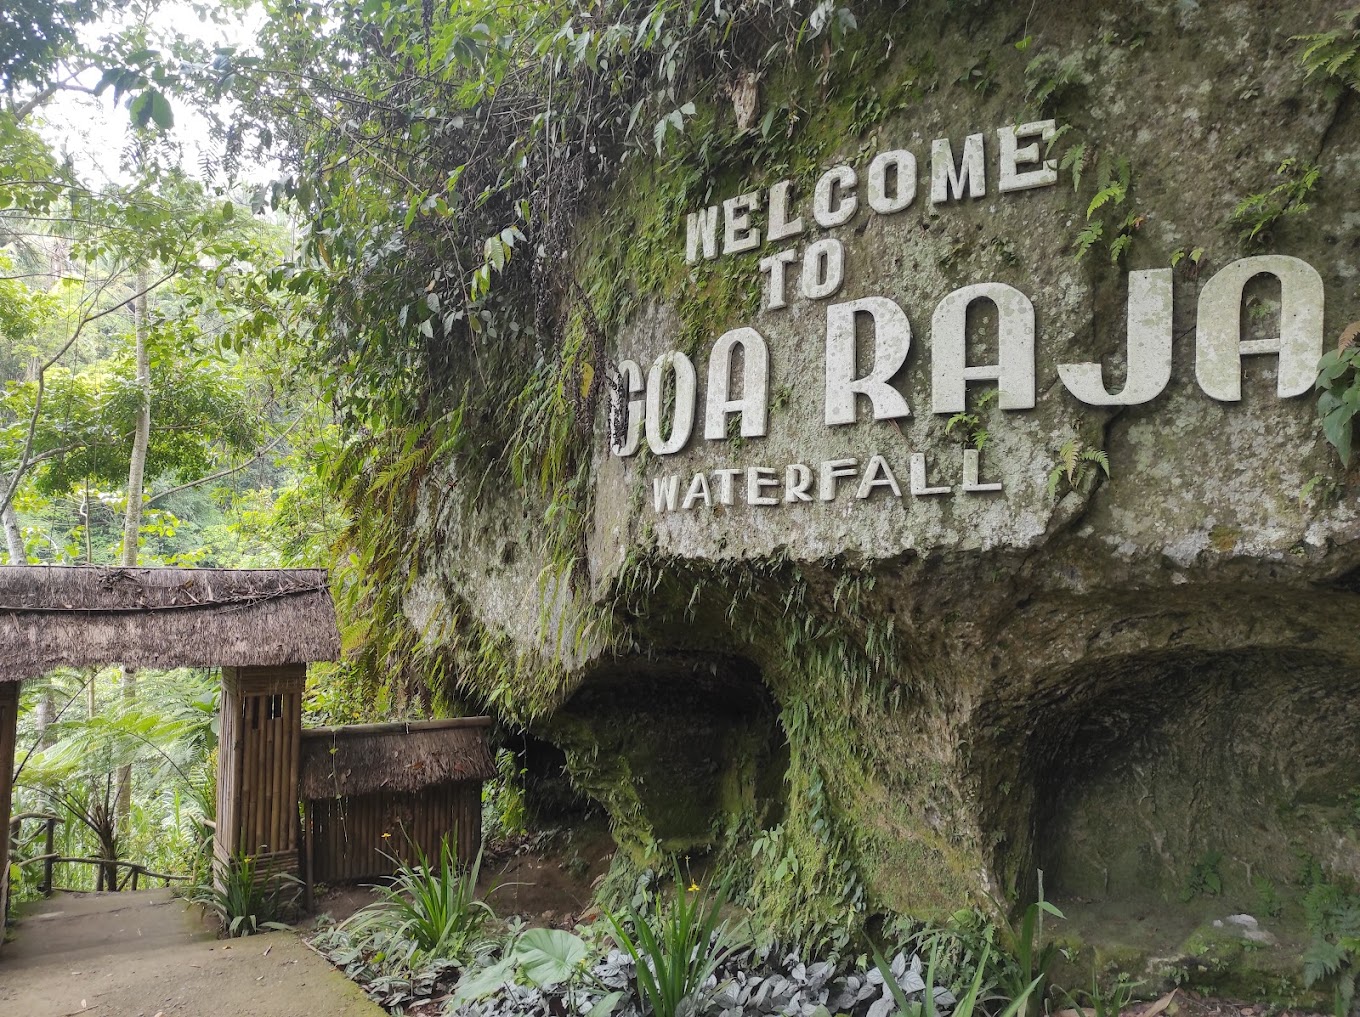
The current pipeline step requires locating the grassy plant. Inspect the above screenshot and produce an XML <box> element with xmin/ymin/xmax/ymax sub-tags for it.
<box><xmin>992</xmin><ymin>880</ymin><xmax>1066</xmax><ymax>1017</ymax></box>
<box><xmin>1315</xmin><ymin>334</ymin><xmax>1360</xmax><ymax>465</ymax></box>
<box><xmin>945</xmin><ymin>390</ymin><xmax>999</xmax><ymax>450</ymax></box>
<box><xmin>604</xmin><ymin>868</ymin><xmax>746</xmax><ymax>1017</ymax></box>
<box><xmin>1059</xmin><ymin>968</ymin><xmax>1138</xmax><ymax>1017</ymax></box>
<box><xmin>1296</xmin><ymin>9</ymin><xmax>1360</xmax><ymax>102</ymax></box>
<box><xmin>185</xmin><ymin>854</ymin><xmax>299</xmax><ymax>937</ymax></box>
<box><xmin>874</xmin><ymin>937</ymin><xmax>1044</xmax><ymax>1017</ymax></box>
<box><xmin>343</xmin><ymin>835</ymin><xmax>494</xmax><ymax>967</ymax></box>
<box><xmin>1299</xmin><ymin>866</ymin><xmax>1360</xmax><ymax>1017</ymax></box>
<box><xmin>1180</xmin><ymin>850</ymin><xmax>1224</xmax><ymax>901</ymax></box>
<box><xmin>1228</xmin><ymin>158</ymin><xmax>1320</xmax><ymax>248</ymax></box>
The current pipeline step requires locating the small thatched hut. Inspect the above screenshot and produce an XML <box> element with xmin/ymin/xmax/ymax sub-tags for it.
<box><xmin>0</xmin><ymin>565</ymin><xmax>341</xmax><ymax>929</ymax></box>
<box><xmin>299</xmin><ymin>718</ymin><xmax>496</xmax><ymax>894</ymax></box>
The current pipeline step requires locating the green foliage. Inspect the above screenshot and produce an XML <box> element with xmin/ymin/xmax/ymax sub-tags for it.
<box><xmin>185</xmin><ymin>853</ymin><xmax>299</xmax><ymax>937</ymax></box>
<box><xmin>1315</xmin><ymin>339</ymin><xmax>1360</xmax><ymax>465</ymax></box>
<box><xmin>1170</xmin><ymin>246</ymin><xmax>1206</xmax><ymax>271</ymax></box>
<box><xmin>1071</xmin><ymin>152</ymin><xmax>1143</xmax><ymax>264</ymax></box>
<box><xmin>0</xmin><ymin>0</ymin><xmax>102</xmax><ymax>91</ymax></box>
<box><xmin>604</xmin><ymin>867</ymin><xmax>747</xmax><ymax>1017</ymax></box>
<box><xmin>894</xmin><ymin>887</ymin><xmax>1061</xmax><ymax>1017</ymax></box>
<box><xmin>1298</xmin><ymin>866</ymin><xmax>1360</xmax><ymax>1017</ymax></box>
<box><xmin>1058</xmin><ymin>967</ymin><xmax>1139</xmax><ymax>1017</ymax></box>
<box><xmin>945</xmin><ymin>390</ymin><xmax>998</xmax><ymax>450</ymax></box>
<box><xmin>343</xmin><ymin>836</ymin><xmax>494</xmax><ymax>968</ymax></box>
<box><xmin>484</xmin><ymin>747</ymin><xmax>529</xmax><ymax>839</ymax></box>
<box><xmin>991</xmin><ymin>886</ymin><xmax>1066</xmax><ymax>1017</ymax></box>
<box><xmin>873</xmin><ymin>937</ymin><xmax>1044</xmax><ymax>1017</ymax></box>
<box><xmin>1023</xmin><ymin>51</ymin><xmax>1086</xmax><ymax>114</ymax></box>
<box><xmin>451</xmin><ymin>926</ymin><xmax>613</xmax><ymax>1007</ymax></box>
<box><xmin>1228</xmin><ymin>158</ymin><xmax>1321</xmax><ymax>248</ymax></box>
<box><xmin>1296</xmin><ymin>8</ymin><xmax>1360</xmax><ymax>102</ymax></box>
<box><xmin>1181</xmin><ymin>850</ymin><xmax>1224</xmax><ymax>902</ymax></box>
<box><xmin>1046</xmin><ymin>439</ymin><xmax>1110</xmax><ymax>498</ymax></box>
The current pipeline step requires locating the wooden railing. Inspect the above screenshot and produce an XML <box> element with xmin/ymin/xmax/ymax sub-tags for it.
<box><xmin>9</xmin><ymin>813</ymin><xmax>191</xmax><ymax>894</ymax></box>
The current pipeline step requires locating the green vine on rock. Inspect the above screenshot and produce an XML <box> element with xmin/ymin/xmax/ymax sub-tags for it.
<box><xmin>1228</xmin><ymin>158</ymin><xmax>1321</xmax><ymax>249</ymax></box>
<box><xmin>1315</xmin><ymin>323</ymin><xmax>1360</xmax><ymax>467</ymax></box>
<box><xmin>1296</xmin><ymin>7</ymin><xmax>1360</xmax><ymax>101</ymax></box>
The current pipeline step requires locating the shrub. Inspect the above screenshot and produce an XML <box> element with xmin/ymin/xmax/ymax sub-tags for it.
<box><xmin>185</xmin><ymin>854</ymin><xmax>299</xmax><ymax>937</ymax></box>
<box><xmin>343</xmin><ymin>835</ymin><xmax>494</xmax><ymax>967</ymax></box>
<box><xmin>604</xmin><ymin>868</ymin><xmax>747</xmax><ymax>1017</ymax></box>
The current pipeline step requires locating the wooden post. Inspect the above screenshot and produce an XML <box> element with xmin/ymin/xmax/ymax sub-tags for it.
<box><xmin>302</xmin><ymin>799</ymin><xmax>314</xmax><ymax>912</ymax></box>
<box><xmin>215</xmin><ymin>666</ymin><xmax>305</xmax><ymax>889</ymax></box>
<box><xmin>0</xmin><ymin>682</ymin><xmax>18</xmax><ymax>938</ymax></box>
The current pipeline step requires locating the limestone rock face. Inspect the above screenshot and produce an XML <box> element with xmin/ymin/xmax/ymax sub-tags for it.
<box><xmin>413</xmin><ymin>0</ymin><xmax>1360</xmax><ymax>962</ymax></box>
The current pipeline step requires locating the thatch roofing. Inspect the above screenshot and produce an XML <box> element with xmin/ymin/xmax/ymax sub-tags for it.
<box><xmin>0</xmin><ymin>566</ymin><xmax>340</xmax><ymax>683</ymax></box>
<box><xmin>300</xmin><ymin>718</ymin><xmax>496</xmax><ymax>799</ymax></box>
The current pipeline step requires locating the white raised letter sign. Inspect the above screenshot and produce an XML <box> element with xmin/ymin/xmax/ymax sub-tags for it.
<box><xmin>705</xmin><ymin>327</ymin><xmax>770</xmax><ymax>440</ymax></box>
<box><xmin>609</xmin><ymin>359</ymin><xmax>645</xmax><ymax>457</ymax></box>
<box><xmin>685</xmin><ymin>206</ymin><xmax>719</xmax><ymax>264</ymax></box>
<box><xmin>1195</xmin><ymin>255</ymin><xmax>1325</xmax><ymax>401</ymax></box>
<box><xmin>867</xmin><ymin>150</ymin><xmax>917</xmax><ymax>214</ymax></box>
<box><xmin>645</xmin><ymin>351</ymin><xmax>697</xmax><ymax>455</ymax></box>
<box><xmin>768</xmin><ymin>180</ymin><xmax>805</xmax><ymax>242</ymax></box>
<box><xmin>760</xmin><ymin>249</ymin><xmax>799</xmax><ymax>310</ymax></box>
<box><xmin>1059</xmin><ymin>269</ymin><xmax>1173</xmax><ymax>406</ymax></box>
<box><xmin>723</xmin><ymin>191</ymin><xmax>761</xmax><ymax>256</ymax></box>
<box><xmin>997</xmin><ymin>120</ymin><xmax>1057</xmax><ymax>193</ymax></box>
<box><xmin>814</xmin><ymin>165</ymin><xmax>858</xmax><ymax>227</ymax></box>
<box><xmin>931</xmin><ymin>134</ymin><xmax>985</xmax><ymax>204</ymax></box>
<box><xmin>825</xmin><ymin>297</ymin><xmax>912</xmax><ymax>425</ymax></box>
<box><xmin>931</xmin><ymin>283</ymin><xmax>1036</xmax><ymax>413</ymax></box>
<box><xmin>800</xmin><ymin>239</ymin><xmax>845</xmax><ymax>301</ymax></box>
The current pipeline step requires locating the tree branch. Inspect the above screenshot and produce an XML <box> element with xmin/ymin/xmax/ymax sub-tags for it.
<box><xmin>144</xmin><ymin>416</ymin><xmax>303</xmax><ymax>508</ymax></box>
<box><xmin>0</xmin><ymin>265</ymin><xmax>182</xmax><ymax>518</ymax></box>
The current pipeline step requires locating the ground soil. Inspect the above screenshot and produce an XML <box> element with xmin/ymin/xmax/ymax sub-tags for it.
<box><xmin>1117</xmin><ymin>989</ymin><xmax>1328</xmax><ymax>1017</ymax></box>
<box><xmin>0</xmin><ymin>889</ymin><xmax>383</xmax><ymax>1017</ymax></box>
<box><xmin>305</xmin><ymin>825</ymin><xmax>619</xmax><ymax>932</ymax></box>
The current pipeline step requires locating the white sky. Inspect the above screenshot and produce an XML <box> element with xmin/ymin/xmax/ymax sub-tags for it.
<box><xmin>32</xmin><ymin>2</ymin><xmax>266</xmax><ymax>189</ymax></box>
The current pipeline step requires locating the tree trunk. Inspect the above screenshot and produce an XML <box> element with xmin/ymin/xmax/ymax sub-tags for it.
<box><xmin>1</xmin><ymin>486</ymin><xmax>23</xmax><ymax>563</ymax></box>
<box><xmin>117</xmin><ymin>271</ymin><xmax>151</xmax><ymax>826</ymax></box>
<box><xmin>34</xmin><ymin>686</ymin><xmax>53</xmax><ymax>744</ymax></box>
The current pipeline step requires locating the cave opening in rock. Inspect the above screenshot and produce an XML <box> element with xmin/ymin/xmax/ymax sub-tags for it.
<box><xmin>1024</xmin><ymin>647</ymin><xmax>1360</xmax><ymax>940</ymax></box>
<box><xmin>542</xmin><ymin>652</ymin><xmax>787</xmax><ymax>857</ymax></box>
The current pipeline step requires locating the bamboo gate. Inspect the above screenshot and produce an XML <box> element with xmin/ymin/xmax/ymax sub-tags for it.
<box><xmin>2</xmin><ymin>567</ymin><xmax>497</xmax><ymax>952</ymax></box>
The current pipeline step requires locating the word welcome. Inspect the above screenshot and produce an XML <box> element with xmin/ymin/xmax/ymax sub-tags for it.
<box><xmin>684</xmin><ymin>120</ymin><xmax>1060</xmax><ymax>265</ymax></box>
<box><xmin>609</xmin><ymin>255</ymin><xmax>1324</xmax><ymax>460</ymax></box>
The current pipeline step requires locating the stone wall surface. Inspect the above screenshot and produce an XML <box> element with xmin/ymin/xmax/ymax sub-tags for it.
<box><xmin>408</xmin><ymin>0</ymin><xmax>1360</xmax><ymax>985</ymax></box>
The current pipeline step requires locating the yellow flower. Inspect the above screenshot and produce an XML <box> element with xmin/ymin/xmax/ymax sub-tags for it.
<box><xmin>688</xmin><ymin>881</ymin><xmax>701</xmax><ymax>893</ymax></box>
<box><xmin>382</xmin><ymin>831</ymin><xmax>392</xmax><ymax>839</ymax></box>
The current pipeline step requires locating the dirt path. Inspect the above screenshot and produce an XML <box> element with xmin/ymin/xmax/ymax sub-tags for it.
<box><xmin>0</xmin><ymin>889</ymin><xmax>383</xmax><ymax>1017</ymax></box>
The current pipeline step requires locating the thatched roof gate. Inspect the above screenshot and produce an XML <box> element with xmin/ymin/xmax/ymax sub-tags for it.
<box><xmin>0</xmin><ymin>565</ymin><xmax>341</xmax><ymax>941</ymax></box>
<box><xmin>0</xmin><ymin>565</ymin><xmax>340</xmax><ymax>682</ymax></box>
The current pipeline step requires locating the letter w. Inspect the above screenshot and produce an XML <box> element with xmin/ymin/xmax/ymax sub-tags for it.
<box><xmin>652</xmin><ymin>475</ymin><xmax>680</xmax><ymax>512</ymax></box>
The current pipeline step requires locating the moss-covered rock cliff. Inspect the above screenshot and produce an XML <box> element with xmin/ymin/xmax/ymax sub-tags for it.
<box><xmin>303</xmin><ymin>0</ymin><xmax>1360</xmax><ymax>990</ymax></box>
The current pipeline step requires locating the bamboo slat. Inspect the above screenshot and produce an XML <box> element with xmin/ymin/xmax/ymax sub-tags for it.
<box><xmin>216</xmin><ymin>666</ymin><xmax>304</xmax><ymax>888</ymax></box>
<box><xmin>305</xmin><ymin>782</ymin><xmax>485</xmax><ymax>885</ymax></box>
